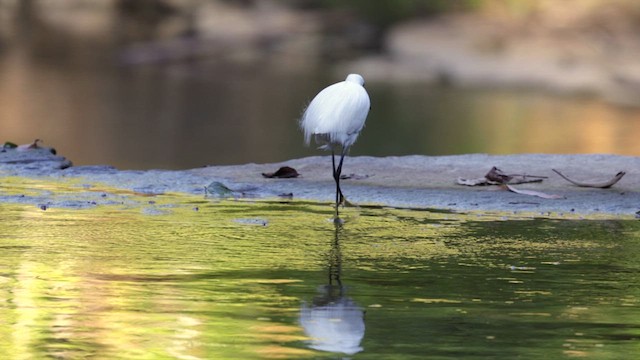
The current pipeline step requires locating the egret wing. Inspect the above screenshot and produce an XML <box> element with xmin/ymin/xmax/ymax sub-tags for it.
<box><xmin>301</xmin><ymin>81</ymin><xmax>370</xmax><ymax>148</ymax></box>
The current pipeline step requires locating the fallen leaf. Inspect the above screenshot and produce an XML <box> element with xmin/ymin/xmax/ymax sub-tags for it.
<box><xmin>503</xmin><ymin>185</ymin><xmax>565</xmax><ymax>199</ymax></box>
<box><xmin>17</xmin><ymin>139</ymin><xmax>42</xmax><ymax>151</ymax></box>
<box><xmin>485</xmin><ymin>167</ymin><xmax>512</xmax><ymax>184</ymax></box>
<box><xmin>262</xmin><ymin>166</ymin><xmax>300</xmax><ymax>178</ymax></box>
<box><xmin>552</xmin><ymin>169</ymin><xmax>626</xmax><ymax>189</ymax></box>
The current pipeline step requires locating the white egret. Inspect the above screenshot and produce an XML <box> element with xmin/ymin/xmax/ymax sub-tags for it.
<box><xmin>300</xmin><ymin>74</ymin><xmax>371</xmax><ymax>217</ymax></box>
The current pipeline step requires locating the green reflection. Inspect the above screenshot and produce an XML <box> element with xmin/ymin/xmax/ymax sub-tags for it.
<box><xmin>0</xmin><ymin>192</ymin><xmax>639</xmax><ymax>359</ymax></box>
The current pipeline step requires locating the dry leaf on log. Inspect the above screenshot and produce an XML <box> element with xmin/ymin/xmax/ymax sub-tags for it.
<box><xmin>262</xmin><ymin>166</ymin><xmax>300</xmax><ymax>179</ymax></box>
<box><xmin>485</xmin><ymin>166</ymin><xmax>512</xmax><ymax>183</ymax></box>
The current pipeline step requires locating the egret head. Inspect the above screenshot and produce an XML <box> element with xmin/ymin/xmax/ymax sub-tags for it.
<box><xmin>345</xmin><ymin>74</ymin><xmax>365</xmax><ymax>86</ymax></box>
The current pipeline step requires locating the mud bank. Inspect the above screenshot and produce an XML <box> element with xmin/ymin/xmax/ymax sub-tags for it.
<box><xmin>1</xmin><ymin>148</ymin><xmax>638</xmax><ymax>218</ymax></box>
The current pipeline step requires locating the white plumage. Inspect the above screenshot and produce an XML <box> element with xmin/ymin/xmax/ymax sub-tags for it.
<box><xmin>301</xmin><ymin>74</ymin><xmax>370</xmax><ymax>150</ymax></box>
<box><xmin>300</xmin><ymin>73</ymin><xmax>371</xmax><ymax>218</ymax></box>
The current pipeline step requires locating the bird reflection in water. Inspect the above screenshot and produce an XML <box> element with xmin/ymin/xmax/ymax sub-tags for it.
<box><xmin>299</xmin><ymin>223</ymin><xmax>365</xmax><ymax>355</ymax></box>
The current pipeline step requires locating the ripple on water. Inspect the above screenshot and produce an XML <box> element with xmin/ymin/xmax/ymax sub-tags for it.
<box><xmin>0</xmin><ymin>198</ymin><xmax>639</xmax><ymax>359</ymax></box>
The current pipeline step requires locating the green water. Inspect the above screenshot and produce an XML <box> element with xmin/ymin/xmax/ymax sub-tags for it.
<box><xmin>1</xmin><ymin>197</ymin><xmax>639</xmax><ymax>359</ymax></box>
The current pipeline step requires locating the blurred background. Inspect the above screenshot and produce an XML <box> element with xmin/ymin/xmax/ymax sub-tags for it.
<box><xmin>1</xmin><ymin>0</ymin><xmax>639</xmax><ymax>170</ymax></box>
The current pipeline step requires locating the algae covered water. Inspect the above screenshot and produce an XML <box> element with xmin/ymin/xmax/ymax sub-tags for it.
<box><xmin>0</xmin><ymin>195</ymin><xmax>639</xmax><ymax>359</ymax></box>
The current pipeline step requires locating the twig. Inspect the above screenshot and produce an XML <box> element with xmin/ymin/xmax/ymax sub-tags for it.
<box><xmin>552</xmin><ymin>169</ymin><xmax>626</xmax><ymax>189</ymax></box>
<box><xmin>503</xmin><ymin>184</ymin><xmax>565</xmax><ymax>199</ymax></box>
<box><xmin>506</xmin><ymin>174</ymin><xmax>548</xmax><ymax>179</ymax></box>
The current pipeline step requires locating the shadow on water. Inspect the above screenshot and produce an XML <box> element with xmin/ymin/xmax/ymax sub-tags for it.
<box><xmin>0</xmin><ymin>197</ymin><xmax>640</xmax><ymax>358</ymax></box>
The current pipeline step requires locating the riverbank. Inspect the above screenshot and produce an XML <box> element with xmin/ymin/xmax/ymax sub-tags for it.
<box><xmin>348</xmin><ymin>10</ymin><xmax>640</xmax><ymax>107</ymax></box>
<box><xmin>5</xmin><ymin>1</ymin><xmax>640</xmax><ymax>107</ymax></box>
<box><xmin>1</xmin><ymin>148</ymin><xmax>638</xmax><ymax>218</ymax></box>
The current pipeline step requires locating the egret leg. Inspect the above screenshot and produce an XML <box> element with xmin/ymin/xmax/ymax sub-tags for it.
<box><xmin>336</xmin><ymin>148</ymin><xmax>347</xmax><ymax>183</ymax></box>
<box><xmin>334</xmin><ymin>148</ymin><xmax>348</xmax><ymax>217</ymax></box>
<box><xmin>331</xmin><ymin>150</ymin><xmax>340</xmax><ymax>217</ymax></box>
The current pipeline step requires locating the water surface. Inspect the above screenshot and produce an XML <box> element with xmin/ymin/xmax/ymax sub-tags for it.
<box><xmin>1</xmin><ymin>197</ymin><xmax>639</xmax><ymax>359</ymax></box>
<box><xmin>2</xmin><ymin>46</ymin><xmax>640</xmax><ymax>170</ymax></box>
